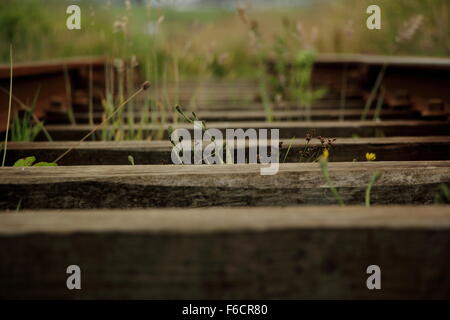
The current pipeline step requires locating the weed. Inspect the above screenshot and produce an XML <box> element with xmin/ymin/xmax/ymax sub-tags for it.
<box><xmin>373</xmin><ymin>86</ymin><xmax>385</xmax><ymax>121</ymax></box>
<box><xmin>259</xmin><ymin>76</ymin><xmax>273</xmax><ymax>122</ymax></box>
<box><xmin>281</xmin><ymin>136</ymin><xmax>295</xmax><ymax>163</ymax></box>
<box><xmin>11</xmin><ymin>88</ymin><xmax>45</xmax><ymax>141</ymax></box>
<box><xmin>16</xmin><ymin>199</ymin><xmax>22</xmax><ymax>212</ymax></box>
<box><xmin>53</xmin><ymin>81</ymin><xmax>150</xmax><ymax>164</ymax></box>
<box><xmin>88</xmin><ymin>63</ymin><xmax>94</xmax><ymax>126</ymax></box>
<box><xmin>238</xmin><ymin>7</ymin><xmax>274</xmax><ymax>122</ymax></box>
<box><xmin>319</xmin><ymin>151</ymin><xmax>345</xmax><ymax>206</ymax></box>
<box><xmin>299</xmin><ymin>134</ymin><xmax>336</xmax><ymax>163</ymax></box>
<box><xmin>0</xmin><ymin>85</ymin><xmax>53</xmax><ymax>142</ymax></box>
<box><xmin>365</xmin><ymin>171</ymin><xmax>382</xmax><ymax>207</ymax></box>
<box><xmin>339</xmin><ymin>63</ymin><xmax>348</xmax><ymax>121</ymax></box>
<box><xmin>208</xmin><ymin>52</ymin><xmax>229</xmax><ymax>78</ymax></box>
<box><xmin>434</xmin><ymin>184</ymin><xmax>450</xmax><ymax>204</ymax></box>
<box><xmin>361</xmin><ymin>14</ymin><xmax>424</xmax><ymax>121</ymax></box>
<box><xmin>1</xmin><ymin>45</ymin><xmax>13</xmax><ymax>167</ymax></box>
<box><xmin>361</xmin><ymin>63</ymin><xmax>387</xmax><ymax>121</ymax></box>
<box><xmin>292</xmin><ymin>51</ymin><xmax>327</xmax><ymax>121</ymax></box>
<box><xmin>171</xmin><ymin>106</ymin><xmax>230</xmax><ymax>165</ymax></box>
<box><xmin>63</xmin><ymin>64</ymin><xmax>76</xmax><ymax>125</ymax></box>
<box><xmin>13</xmin><ymin>156</ymin><xmax>57</xmax><ymax>167</ymax></box>
<box><xmin>128</xmin><ymin>155</ymin><xmax>135</xmax><ymax>165</ymax></box>
<box><xmin>239</xmin><ymin>11</ymin><xmax>327</xmax><ymax>121</ymax></box>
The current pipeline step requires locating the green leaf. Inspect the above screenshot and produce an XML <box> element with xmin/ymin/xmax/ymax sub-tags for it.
<box><xmin>295</xmin><ymin>50</ymin><xmax>316</xmax><ymax>66</ymax></box>
<box><xmin>312</xmin><ymin>87</ymin><xmax>328</xmax><ymax>100</ymax></box>
<box><xmin>13</xmin><ymin>156</ymin><xmax>36</xmax><ymax>167</ymax></box>
<box><xmin>175</xmin><ymin>105</ymin><xmax>193</xmax><ymax>123</ymax></box>
<box><xmin>33</xmin><ymin>162</ymin><xmax>58</xmax><ymax>167</ymax></box>
<box><xmin>439</xmin><ymin>184</ymin><xmax>450</xmax><ymax>202</ymax></box>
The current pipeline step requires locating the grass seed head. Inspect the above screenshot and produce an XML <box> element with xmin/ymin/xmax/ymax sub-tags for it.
<box><xmin>141</xmin><ymin>81</ymin><xmax>151</xmax><ymax>91</ymax></box>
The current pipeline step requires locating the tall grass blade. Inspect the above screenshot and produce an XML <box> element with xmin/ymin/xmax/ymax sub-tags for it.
<box><xmin>319</xmin><ymin>158</ymin><xmax>345</xmax><ymax>206</ymax></box>
<box><xmin>365</xmin><ymin>171</ymin><xmax>382</xmax><ymax>207</ymax></box>
<box><xmin>2</xmin><ymin>45</ymin><xmax>13</xmax><ymax>167</ymax></box>
<box><xmin>63</xmin><ymin>65</ymin><xmax>76</xmax><ymax>125</ymax></box>
<box><xmin>361</xmin><ymin>64</ymin><xmax>387</xmax><ymax>121</ymax></box>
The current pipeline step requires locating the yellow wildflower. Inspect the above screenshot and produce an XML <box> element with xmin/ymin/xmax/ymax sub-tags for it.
<box><xmin>366</xmin><ymin>152</ymin><xmax>376</xmax><ymax>161</ymax></box>
<box><xmin>322</xmin><ymin>149</ymin><xmax>329</xmax><ymax>160</ymax></box>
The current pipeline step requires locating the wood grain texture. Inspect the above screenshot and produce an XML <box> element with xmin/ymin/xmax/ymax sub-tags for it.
<box><xmin>0</xmin><ymin>206</ymin><xmax>449</xmax><ymax>299</ymax></box>
<box><xmin>4</xmin><ymin>137</ymin><xmax>450</xmax><ymax>166</ymax></box>
<box><xmin>0</xmin><ymin>161</ymin><xmax>449</xmax><ymax>209</ymax></box>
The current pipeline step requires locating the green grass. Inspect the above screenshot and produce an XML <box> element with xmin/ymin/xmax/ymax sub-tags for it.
<box><xmin>1</xmin><ymin>45</ymin><xmax>13</xmax><ymax>167</ymax></box>
<box><xmin>1</xmin><ymin>0</ymin><xmax>448</xmax><ymax>76</ymax></box>
<box><xmin>319</xmin><ymin>156</ymin><xmax>345</xmax><ymax>206</ymax></box>
<box><xmin>365</xmin><ymin>171</ymin><xmax>382</xmax><ymax>207</ymax></box>
<box><xmin>1</xmin><ymin>0</ymin><xmax>448</xmax><ymax>142</ymax></box>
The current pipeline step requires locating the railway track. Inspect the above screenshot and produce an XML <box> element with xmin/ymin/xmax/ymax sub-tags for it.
<box><xmin>0</xmin><ymin>54</ymin><xmax>449</xmax><ymax>299</ymax></box>
<box><xmin>0</xmin><ymin>57</ymin><xmax>106</xmax><ymax>132</ymax></box>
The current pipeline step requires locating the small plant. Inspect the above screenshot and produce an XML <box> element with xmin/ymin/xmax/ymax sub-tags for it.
<box><xmin>319</xmin><ymin>152</ymin><xmax>385</xmax><ymax>207</ymax></box>
<box><xmin>63</xmin><ymin>64</ymin><xmax>76</xmax><ymax>125</ymax></box>
<box><xmin>281</xmin><ymin>136</ymin><xmax>295</xmax><ymax>163</ymax></box>
<box><xmin>339</xmin><ymin>63</ymin><xmax>348</xmax><ymax>121</ymax></box>
<box><xmin>53</xmin><ymin>81</ymin><xmax>150</xmax><ymax>164</ymax></box>
<box><xmin>237</xmin><ymin>10</ymin><xmax>327</xmax><ymax>122</ymax></box>
<box><xmin>434</xmin><ymin>184</ymin><xmax>450</xmax><ymax>204</ymax></box>
<box><xmin>239</xmin><ymin>12</ymin><xmax>273</xmax><ymax>122</ymax></box>
<box><xmin>361</xmin><ymin>15</ymin><xmax>424</xmax><ymax>121</ymax></box>
<box><xmin>10</xmin><ymin>90</ymin><xmax>49</xmax><ymax>142</ymax></box>
<box><xmin>13</xmin><ymin>156</ymin><xmax>57</xmax><ymax>167</ymax></box>
<box><xmin>319</xmin><ymin>149</ymin><xmax>345</xmax><ymax>206</ymax></box>
<box><xmin>171</xmin><ymin>105</ymin><xmax>230</xmax><ymax>165</ymax></box>
<box><xmin>128</xmin><ymin>155</ymin><xmax>135</xmax><ymax>165</ymax></box>
<box><xmin>299</xmin><ymin>134</ymin><xmax>336</xmax><ymax>162</ymax></box>
<box><xmin>16</xmin><ymin>199</ymin><xmax>22</xmax><ymax>212</ymax></box>
<box><xmin>208</xmin><ymin>52</ymin><xmax>229</xmax><ymax>78</ymax></box>
<box><xmin>360</xmin><ymin>63</ymin><xmax>387</xmax><ymax>121</ymax></box>
<box><xmin>259</xmin><ymin>76</ymin><xmax>274</xmax><ymax>122</ymax></box>
<box><xmin>0</xmin><ymin>85</ymin><xmax>53</xmax><ymax>142</ymax></box>
<box><xmin>365</xmin><ymin>171</ymin><xmax>382</xmax><ymax>207</ymax></box>
<box><xmin>1</xmin><ymin>45</ymin><xmax>13</xmax><ymax>168</ymax></box>
<box><xmin>373</xmin><ymin>86</ymin><xmax>385</xmax><ymax>121</ymax></box>
<box><xmin>292</xmin><ymin>51</ymin><xmax>327</xmax><ymax>121</ymax></box>
<box><xmin>1</xmin><ymin>46</ymin><xmax>52</xmax><ymax>168</ymax></box>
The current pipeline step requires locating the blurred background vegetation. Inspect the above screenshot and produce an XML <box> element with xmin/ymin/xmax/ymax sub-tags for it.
<box><xmin>0</xmin><ymin>0</ymin><xmax>449</xmax><ymax>79</ymax></box>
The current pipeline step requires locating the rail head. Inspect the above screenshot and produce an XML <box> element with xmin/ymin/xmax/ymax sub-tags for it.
<box><xmin>0</xmin><ymin>56</ymin><xmax>106</xmax><ymax>79</ymax></box>
<box><xmin>316</xmin><ymin>53</ymin><xmax>450</xmax><ymax>69</ymax></box>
